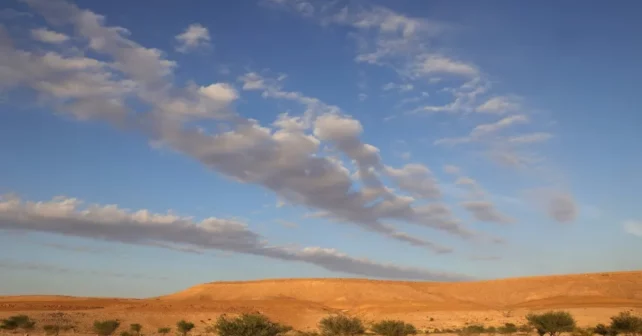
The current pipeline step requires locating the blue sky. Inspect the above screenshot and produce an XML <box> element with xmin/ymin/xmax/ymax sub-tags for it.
<box><xmin>0</xmin><ymin>0</ymin><xmax>641</xmax><ymax>298</ymax></box>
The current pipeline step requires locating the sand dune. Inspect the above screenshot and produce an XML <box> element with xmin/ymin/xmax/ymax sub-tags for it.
<box><xmin>1</xmin><ymin>271</ymin><xmax>641</xmax><ymax>332</ymax></box>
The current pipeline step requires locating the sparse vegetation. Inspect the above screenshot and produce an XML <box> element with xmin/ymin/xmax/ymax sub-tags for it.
<box><xmin>460</xmin><ymin>325</ymin><xmax>486</xmax><ymax>335</ymax></box>
<box><xmin>609</xmin><ymin>312</ymin><xmax>642</xmax><ymax>336</ymax></box>
<box><xmin>43</xmin><ymin>325</ymin><xmax>61</xmax><ymax>336</ymax></box>
<box><xmin>526</xmin><ymin>311</ymin><xmax>576</xmax><ymax>336</ymax></box>
<box><xmin>176</xmin><ymin>320</ymin><xmax>195</xmax><ymax>336</ymax></box>
<box><xmin>1</xmin><ymin>315</ymin><xmax>36</xmax><ymax>331</ymax></box>
<box><xmin>318</xmin><ymin>315</ymin><xmax>365</xmax><ymax>336</ymax></box>
<box><xmin>94</xmin><ymin>320</ymin><xmax>121</xmax><ymax>336</ymax></box>
<box><xmin>130</xmin><ymin>323</ymin><xmax>142</xmax><ymax>336</ymax></box>
<box><xmin>371</xmin><ymin>320</ymin><xmax>417</xmax><ymax>336</ymax></box>
<box><xmin>120</xmin><ymin>331</ymin><xmax>132</xmax><ymax>336</ymax></box>
<box><xmin>572</xmin><ymin>327</ymin><xmax>594</xmax><ymax>336</ymax></box>
<box><xmin>212</xmin><ymin>313</ymin><xmax>292</xmax><ymax>336</ymax></box>
<box><xmin>595</xmin><ymin>324</ymin><xmax>614</xmax><ymax>336</ymax></box>
<box><xmin>498</xmin><ymin>323</ymin><xmax>518</xmax><ymax>335</ymax></box>
<box><xmin>157</xmin><ymin>327</ymin><xmax>171</xmax><ymax>335</ymax></box>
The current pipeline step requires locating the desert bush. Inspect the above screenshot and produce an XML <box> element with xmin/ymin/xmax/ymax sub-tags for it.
<box><xmin>43</xmin><ymin>325</ymin><xmax>61</xmax><ymax>336</ymax></box>
<box><xmin>318</xmin><ymin>315</ymin><xmax>365</xmax><ymax>336</ymax></box>
<box><xmin>594</xmin><ymin>324</ymin><xmax>613</xmax><ymax>336</ymax></box>
<box><xmin>572</xmin><ymin>327</ymin><xmax>594</xmax><ymax>336</ymax></box>
<box><xmin>120</xmin><ymin>332</ymin><xmax>132</xmax><ymax>336</ymax></box>
<box><xmin>609</xmin><ymin>312</ymin><xmax>642</xmax><ymax>336</ymax></box>
<box><xmin>459</xmin><ymin>325</ymin><xmax>486</xmax><ymax>335</ymax></box>
<box><xmin>1</xmin><ymin>315</ymin><xmax>36</xmax><ymax>331</ymax></box>
<box><xmin>498</xmin><ymin>323</ymin><xmax>518</xmax><ymax>335</ymax></box>
<box><xmin>94</xmin><ymin>320</ymin><xmax>120</xmax><ymax>336</ymax></box>
<box><xmin>157</xmin><ymin>327</ymin><xmax>171</xmax><ymax>335</ymax></box>
<box><xmin>526</xmin><ymin>311</ymin><xmax>576</xmax><ymax>336</ymax></box>
<box><xmin>371</xmin><ymin>320</ymin><xmax>417</xmax><ymax>336</ymax></box>
<box><xmin>130</xmin><ymin>323</ymin><xmax>142</xmax><ymax>336</ymax></box>
<box><xmin>212</xmin><ymin>313</ymin><xmax>291</xmax><ymax>336</ymax></box>
<box><xmin>517</xmin><ymin>324</ymin><xmax>532</xmax><ymax>333</ymax></box>
<box><xmin>176</xmin><ymin>320</ymin><xmax>195</xmax><ymax>336</ymax></box>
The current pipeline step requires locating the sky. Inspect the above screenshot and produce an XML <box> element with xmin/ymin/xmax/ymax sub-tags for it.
<box><xmin>0</xmin><ymin>0</ymin><xmax>641</xmax><ymax>298</ymax></box>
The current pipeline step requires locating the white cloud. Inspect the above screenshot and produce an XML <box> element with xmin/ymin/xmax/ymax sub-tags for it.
<box><xmin>12</xmin><ymin>0</ymin><xmax>492</xmax><ymax>254</ymax></box>
<box><xmin>382</xmin><ymin>82</ymin><xmax>413</xmax><ymax>92</ymax></box>
<box><xmin>199</xmin><ymin>83</ymin><xmax>239</xmax><ymax>104</ymax></box>
<box><xmin>507</xmin><ymin>132</ymin><xmax>553</xmax><ymax>144</ymax></box>
<box><xmin>623</xmin><ymin>220</ymin><xmax>642</xmax><ymax>237</ymax></box>
<box><xmin>175</xmin><ymin>23</ymin><xmax>211</xmax><ymax>52</ymax></box>
<box><xmin>476</xmin><ymin>96</ymin><xmax>520</xmax><ymax>114</ymax></box>
<box><xmin>31</xmin><ymin>27</ymin><xmax>69</xmax><ymax>43</ymax></box>
<box><xmin>414</xmin><ymin>54</ymin><xmax>479</xmax><ymax>78</ymax></box>
<box><xmin>0</xmin><ymin>194</ymin><xmax>468</xmax><ymax>281</ymax></box>
<box><xmin>472</xmin><ymin>115</ymin><xmax>529</xmax><ymax>136</ymax></box>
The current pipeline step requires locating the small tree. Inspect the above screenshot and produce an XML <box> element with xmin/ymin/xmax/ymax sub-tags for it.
<box><xmin>526</xmin><ymin>311</ymin><xmax>576</xmax><ymax>336</ymax></box>
<box><xmin>371</xmin><ymin>320</ymin><xmax>418</xmax><ymax>336</ymax></box>
<box><xmin>176</xmin><ymin>320</ymin><xmax>194</xmax><ymax>336</ymax></box>
<box><xmin>1</xmin><ymin>315</ymin><xmax>36</xmax><ymax>332</ymax></box>
<box><xmin>130</xmin><ymin>324</ymin><xmax>142</xmax><ymax>336</ymax></box>
<box><xmin>157</xmin><ymin>327</ymin><xmax>171</xmax><ymax>335</ymax></box>
<box><xmin>213</xmin><ymin>313</ymin><xmax>291</xmax><ymax>336</ymax></box>
<box><xmin>318</xmin><ymin>315</ymin><xmax>364</xmax><ymax>336</ymax></box>
<box><xmin>43</xmin><ymin>325</ymin><xmax>61</xmax><ymax>336</ymax></box>
<box><xmin>609</xmin><ymin>312</ymin><xmax>642</xmax><ymax>336</ymax></box>
<box><xmin>94</xmin><ymin>320</ymin><xmax>120</xmax><ymax>336</ymax></box>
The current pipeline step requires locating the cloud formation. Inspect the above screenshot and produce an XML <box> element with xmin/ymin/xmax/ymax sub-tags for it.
<box><xmin>175</xmin><ymin>23</ymin><xmax>211</xmax><ymax>52</ymax></box>
<box><xmin>31</xmin><ymin>27</ymin><xmax>69</xmax><ymax>43</ymax></box>
<box><xmin>623</xmin><ymin>220</ymin><xmax>642</xmax><ymax>238</ymax></box>
<box><xmin>0</xmin><ymin>194</ymin><xmax>470</xmax><ymax>281</ymax></box>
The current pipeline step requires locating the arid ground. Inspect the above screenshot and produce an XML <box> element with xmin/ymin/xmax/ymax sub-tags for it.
<box><xmin>1</xmin><ymin>271</ymin><xmax>641</xmax><ymax>334</ymax></box>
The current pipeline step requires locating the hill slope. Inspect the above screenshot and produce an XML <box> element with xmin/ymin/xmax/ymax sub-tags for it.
<box><xmin>1</xmin><ymin>271</ymin><xmax>641</xmax><ymax>331</ymax></box>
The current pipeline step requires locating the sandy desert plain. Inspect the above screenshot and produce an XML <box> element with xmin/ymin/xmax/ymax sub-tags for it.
<box><xmin>1</xmin><ymin>270</ymin><xmax>641</xmax><ymax>335</ymax></box>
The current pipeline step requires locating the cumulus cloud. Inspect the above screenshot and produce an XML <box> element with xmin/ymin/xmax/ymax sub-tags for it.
<box><xmin>623</xmin><ymin>220</ymin><xmax>642</xmax><ymax>237</ymax></box>
<box><xmin>175</xmin><ymin>23</ymin><xmax>210</xmax><ymax>52</ymax></box>
<box><xmin>0</xmin><ymin>194</ymin><xmax>469</xmax><ymax>281</ymax></box>
<box><xmin>31</xmin><ymin>27</ymin><xmax>69</xmax><ymax>43</ymax></box>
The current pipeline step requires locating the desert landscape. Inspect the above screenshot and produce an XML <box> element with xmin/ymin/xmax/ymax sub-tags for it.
<box><xmin>1</xmin><ymin>271</ymin><xmax>641</xmax><ymax>335</ymax></box>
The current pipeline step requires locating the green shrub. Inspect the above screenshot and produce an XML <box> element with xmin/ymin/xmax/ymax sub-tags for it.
<box><xmin>212</xmin><ymin>313</ymin><xmax>291</xmax><ymax>336</ymax></box>
<box><xmin>526</xmin><ymin>311</ymin><xmax>576</xmax><ymax>336</ymax></box>
<box><xmin>572</xmin><ymin>327</ymin><xmax>594</xmax><ymax>336</ymax></box>
<box><xmin>371</xmin><ymin>320</ymin><xmax>417</xmax><ymax>336</ymax></box>
<box><xmin>157</xmin><ymin>327</ymin><xmax>171</xmax><ymax>335</ymax></box>
<box><xmin>94</xmin><ymin>320</ymin><xmax>120</xmax><ymax>336</ymax></box>
<box><xmin>120</xmin><ymin>332</ymin><xmax>132</xmax><ymax>336</ymax></box>
<box><xmin>176</xmin><ymin>320</ymin><xmax>195</xmax><ymax>336</ymax></box>
<box><xmin>609</xmin><ymin>312</ymin><xmax>642</xmax><ymax>336</ymax></box>
<box><xmin>43</xmin><ymin>325</ymin><xmax>61</xmax><ymax>336</ymax></box>
<box><xmin>130</xmin><ymin>323</ymin><xmax>142</xmax><ymax>336</ymax></box>
<box><xmin>1</xmin><ymin>315</ymin><xmax>36</xmax><ymax>331</ymax></box>
<box><xmin>318</xmin><ymin>315</ymin><xmax>365</xmax><ymax>336</ymax></box>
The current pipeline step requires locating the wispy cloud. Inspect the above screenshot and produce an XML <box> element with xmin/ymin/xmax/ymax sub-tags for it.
<box><xmin>0</xmin><ymin>193</ymin><xmax>470</xmax><ymax>281</ymax></box>
<box><xmin>0</xmin><ymin>259</ymin><xmax>169</xmax><ymax>280</ymax></box>
<box><xmin>623</xmin><ymin>220</ymin><xmax>642</xmax><ymax>237</ymax></box>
